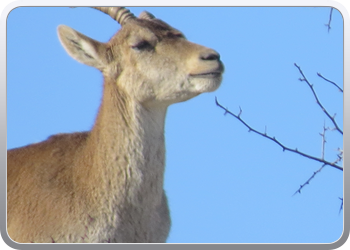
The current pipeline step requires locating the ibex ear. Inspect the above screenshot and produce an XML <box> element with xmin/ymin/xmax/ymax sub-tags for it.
<box><xmin>139</xmin><ymin>11</ymin><xmax>155</xmax><ymax>20</ymax></box>
<box><xmin>57</xmin><ymin>25</ymin><xmax>107</xmax><ymax>70</ymax></box>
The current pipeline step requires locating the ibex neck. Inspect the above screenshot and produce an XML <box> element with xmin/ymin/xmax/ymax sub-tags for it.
<box><xmin>85</xmin><ymin>80</ymin><xmax>167</xmax><ymax>207</ymax></box>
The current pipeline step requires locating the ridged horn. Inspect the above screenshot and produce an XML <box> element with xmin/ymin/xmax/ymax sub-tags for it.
<box><xmin>91</xmin><ymin>7</ymin><xmax>136</xmax><ymax>26</ymax></box>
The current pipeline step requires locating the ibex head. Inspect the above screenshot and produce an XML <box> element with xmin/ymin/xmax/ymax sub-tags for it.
<box><xmin>57</xmin><ymin>7</ymin><xmax>224</xmax><ymax>107</ymax></box>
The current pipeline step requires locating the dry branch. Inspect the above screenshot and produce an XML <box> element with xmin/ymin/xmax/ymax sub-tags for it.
<box><xmin>325</xmin><ymin>7</ymin><xmax>334</xmax><ymax>33</ymax></box>
<box><xmin>317</xmin><ymin>73</ymin><xmax>343</xmax><ymax>93</ymax></box>
<box><xmin>339</xmin><ymin>197</ymin><xmax>343</xmax><ymax>214</ymax></box>
<box><xmin>215</xmin><ymin>97</ymin><xmax>343</xmax><ymax>171</ymax></box>
<box><xmin>292</xmin><ymin>164</ymin><xmax>326</xmax><ymax>196</ymax></box>
<box><xmin>294</xmin><ymin>63</ymin><xmax>343</xmax><ymax>135</ymax></box>
<box><xmin>292</xmin><ymin>124</ymin><xmax>343</xmax><ymax>195</ymax></box>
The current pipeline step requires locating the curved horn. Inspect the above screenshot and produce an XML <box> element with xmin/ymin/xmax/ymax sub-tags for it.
<box><xmin>91</xmin><ymin>7</ymin><xmax>136</xmax><ymax>26</ymax></box>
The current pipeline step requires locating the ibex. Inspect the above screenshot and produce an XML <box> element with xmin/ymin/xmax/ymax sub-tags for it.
<box><xmin>7</xmin><ymin>7</ymin><xmax>224</xmax><ymax>243</ymax></box>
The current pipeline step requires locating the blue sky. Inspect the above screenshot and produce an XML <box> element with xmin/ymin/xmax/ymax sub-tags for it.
<box><xmin>7</xmin><ymin>6</ymin><xmax>343</xmax><ymax>244</ymax></box>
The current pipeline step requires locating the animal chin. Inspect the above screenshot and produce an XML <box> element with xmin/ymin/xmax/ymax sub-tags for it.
<box><xmin>187</xmin><ymin>75</ymin><xmax>222</xmax><ymax>94</ymax></box>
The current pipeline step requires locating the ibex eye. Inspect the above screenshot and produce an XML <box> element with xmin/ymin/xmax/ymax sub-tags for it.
<box><xmin>132</xmin><ymin>41</ymin><xmax>152</xmax><ymax>51</ymax></box>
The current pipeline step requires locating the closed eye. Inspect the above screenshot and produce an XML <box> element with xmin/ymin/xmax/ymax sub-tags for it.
<box><xmin>131</xmin><ymin>40</ymin><xmax>153</xmax><ymax>51</ymax></box>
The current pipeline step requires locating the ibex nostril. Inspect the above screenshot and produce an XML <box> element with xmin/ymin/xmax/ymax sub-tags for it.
<box><xmin>200</xmin><ymin>51</ymin><xmax>220</xmax><ymax>61</ymax></box>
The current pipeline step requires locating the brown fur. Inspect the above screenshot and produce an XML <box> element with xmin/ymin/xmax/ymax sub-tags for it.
<box><xmin>7</xmin><ymin>8</ymin><xmax>224</xmax><ymax>243</ymax></box>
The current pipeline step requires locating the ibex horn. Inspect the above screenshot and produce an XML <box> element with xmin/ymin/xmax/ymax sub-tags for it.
<box><xmin>91</xmin><ymin>7</ymin><xmax>136</xmax><ymax>26</ymax></box>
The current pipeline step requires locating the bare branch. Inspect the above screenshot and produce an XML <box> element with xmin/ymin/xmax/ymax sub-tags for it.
<box><xmin>215</xmin><ymin>97</ymin><xmax>343</xmax><ymax>171</ymax></box>
<box><xmin>317</xmin><ymin>72</ymin><xmax>343</xmax><ymax>93</ymax></box>
<box><xmin>294</xmin><ymin>124</ymin><xmax>342</xmax><ymax>195</ymax></box>
<box><xmin>339</xmin><ymin>197</ymin><xmax>343</xmax><ymax>214</ymax></box>
<box><xmin>320</xmin><ymin>122</ymin><xmax>327</xmax><ymax>160</ymax></box>
<box><xmin>337</xmin><ymin>148</ymin><xmax>343</xmax><ymax>162</ymax></box>
<box><xmin>325</xmin><ymin>7</ymin><xmax>333</xmax><ymax>33</ymax></box>
<box><xmin>294</xmin><ymin>63</ymin><xmax>343</xmax><ymax>135</ymax></box>
<box><xmin>293</xmin><ymin>164</ymin><xmax>326</xmax><ymax>196</ymax></box>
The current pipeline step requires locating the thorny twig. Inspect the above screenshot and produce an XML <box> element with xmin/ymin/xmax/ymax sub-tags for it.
<box><xmin>339</xmin><ymin>197</ymin><xmax>343</xmax><ymax>214</ymax></box>
<box><xmin>294</xmin><ymin>63</ymin><xmax>343</xmax><ymax>135</ymax></box>
<box><xmin>216</xmin><ymin>98</ymin><xmax>343</xmax><ymax>212</ymax></box>
<box><xmin>292</xmin><ymin>164</ymin><xmax>326</xmax><ymax>196</ymax></box>
<box><xmin>317</xmin><ymin>72</ymin><xmax>343</xmax><ymax>93</ymax></box>
<box><xmin>292</xmin><ymin>124</ymin><xmax>343</xmax><ymax>195</ymax></box>
<box><xmin>320</xmin><ymin>122</ymin><xmax>327</xmax><ymax>160</ymax></box>
<box><xmin>325</xmin><ymin>7</ymin><xmax>334</xmax><ymax>32</ymax></box>
<box><xmin>215</xmin><ymin>97</ymin><xmax>343</xmax><ymax>171</ymax></box>
<box><xmin>293</xmin><ymin>65</ymin><xmax>343</xmax><ymax>197</ymax></box>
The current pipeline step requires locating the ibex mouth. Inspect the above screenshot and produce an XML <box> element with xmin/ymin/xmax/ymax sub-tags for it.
<box><xmin>189</xmin><ymin>72</ymin><xmax>222</xmax><ymax>78</ymax></box>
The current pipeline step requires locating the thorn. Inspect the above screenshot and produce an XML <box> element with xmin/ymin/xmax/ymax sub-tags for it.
<box><xmin>238</xmin><ymin>106</ymin><xmax>242</xmax><ymax>117</ymax></box>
